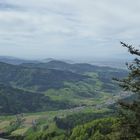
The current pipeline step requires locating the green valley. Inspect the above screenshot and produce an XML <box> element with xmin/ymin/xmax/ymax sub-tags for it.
<box><xmin>0</xmin><ymin>60</ymin><xmax>130</xmax><ymax>140</ymax></box>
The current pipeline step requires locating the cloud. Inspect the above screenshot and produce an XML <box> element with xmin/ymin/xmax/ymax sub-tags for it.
<box><xmin>0</xmin><ymin>0</ymin><xmax>140</xmax><ymax>60</ymax></box>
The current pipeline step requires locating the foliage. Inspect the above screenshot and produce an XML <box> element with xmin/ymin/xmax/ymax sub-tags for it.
<box><xmin>115</xmin><ymin>42</ymin><xmax>140</xmax><ymax>139</ymax></box>
<box><xmin>68</xmin><ymin>117</ymin><xmax>119</xmax><ymax>140</ymax></box>
<box><xmin>55</xmin><ymin>111</ymin><xmax>114</xmax><ymax>130</ymax></box>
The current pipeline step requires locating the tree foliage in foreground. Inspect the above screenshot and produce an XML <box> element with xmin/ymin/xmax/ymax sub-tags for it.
<box><xmin>115</xmin><ymin>42</ymin><xmax>140</xmax><ymax>140</ymax></box>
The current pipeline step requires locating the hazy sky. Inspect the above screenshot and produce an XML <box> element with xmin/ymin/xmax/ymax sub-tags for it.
<box><xmin>0</xmin><ymin>0</ymin><xmax>140</xmax><ymax>60</ymax></box>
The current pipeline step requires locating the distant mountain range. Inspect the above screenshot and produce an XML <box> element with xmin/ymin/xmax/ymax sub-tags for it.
<box><xmin>0</xmin><ymin>56</ymin><xmax>128</xmax><ymax>114</ymax></box>
<box><xmin>0</xmin><ymin>56</ymin><xmax>129</xmax><ymax>68</ymax></box>
<box><xmin>0</xmin><ymin>56</ymin><xmax>39</xmax><ymax>65</ymax></box>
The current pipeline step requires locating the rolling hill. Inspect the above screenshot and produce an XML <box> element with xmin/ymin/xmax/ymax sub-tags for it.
<box><xmin>0</xmin><ymin>84</ymin><xmax>76</xmax><ymax>114</ymax></box>
<box><xmin>0</xmin><ymin>60</ymin><xmax>129</xmax><ymax>139</ymax></box>
<box><xmin>0</xmin><ymin>62</ymin><xmax>88</xmax><ymax>91</ymax></box>
<box><xmin>0</xmin><ymin>60</ymin><xmax>128</xmax><ymax>115</ymax></box>
<box><xmin>0</xmin><ymin>56</ymin><xmax>39</xmax><ymax>65</ymax></box>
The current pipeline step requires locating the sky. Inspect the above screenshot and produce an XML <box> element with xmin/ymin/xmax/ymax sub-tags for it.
<box><xmin>0</xmin><ymin>0</ymin><xmax>140</xmax><ymax>61</ymax></box>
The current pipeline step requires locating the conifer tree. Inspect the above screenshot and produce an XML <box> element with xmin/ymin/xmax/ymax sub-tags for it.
<box><xmin>116</xmin><ymin>42</ymin><xmax>140</xmax><ymax>140</ymax></box>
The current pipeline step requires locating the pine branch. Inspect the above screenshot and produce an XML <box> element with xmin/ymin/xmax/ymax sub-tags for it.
<box><xmin>120</xmin><ymin>42</ymin><xmax>140</xmax><ymax>56</ymax></box>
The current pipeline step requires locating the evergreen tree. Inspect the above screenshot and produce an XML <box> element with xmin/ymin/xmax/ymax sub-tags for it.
<box><xmin>116</xmin><ymin>42</ymin><xmax>140</xmax><ymax>140</ymax></box>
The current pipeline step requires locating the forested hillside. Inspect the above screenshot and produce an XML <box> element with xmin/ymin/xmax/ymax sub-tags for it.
<box><xmin>0</xmin><ymin>62</ymin><xmax>88</xmax><ymax>91</ymax></box>
<box><xmin>0</xmin><ymin>84</ymin><xmax>76</xmax><ymax>114</ymax></box>
<box><xmin>0</xmin><ymin>59</ymin><xmax>130</xmax><ymax>140</ymax></box>
<box><xmin>0</xmin><ymin>61</ymin><xmax>128</xmax><ymax>115</ymax></box>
